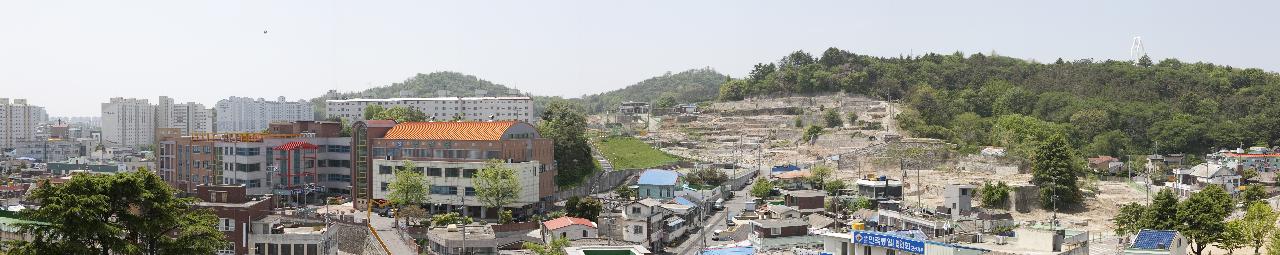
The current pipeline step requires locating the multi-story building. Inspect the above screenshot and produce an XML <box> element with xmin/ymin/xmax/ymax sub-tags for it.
<box><xmin>325</xmin><ymin>97</ymin><xmax>534</xmax><ymax>123</ymax></box>
<box><xmin>350</xmin><ymin>120</ymin><xmax>554</xmax><ymax>218</ymax></box>
<box><xmin>159</xmin><ymin>121</ymin><xmax>351</xmax><ymax>196</ymax></box>
<box><xmin>0</xmin><ymin>98</ymin><xmax>47</xmax><ymax>149</ymax></box>
<box><xmin>102</xmin><ymin>97</ymin><xmax>155</xmax><ymax>148</ymax></box>
<box><xmin>193</xmin><ymin>184</ymin><xmax>337</xmax><ymax>255</ymax></box>
<box><xmin>157</xmin><ymin>96</ymin><xmax>214</xmax><ymax>136</ymax></box>
<box><xmin>216</xmin><ymin>96</ymin><xmax>315</xmax><ymax>133</ymax></box>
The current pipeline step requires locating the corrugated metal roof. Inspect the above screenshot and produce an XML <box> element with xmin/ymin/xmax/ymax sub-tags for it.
<box><xmin>638</xmin><ymin>169</ymin><xmax>680</xmax><ymax>186</ymax></box>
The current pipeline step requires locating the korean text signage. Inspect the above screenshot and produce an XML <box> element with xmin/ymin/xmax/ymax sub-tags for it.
<box><xmin>850</xmin><ymin>230</ymin><xmax>925</xmax><ymax>254</ymax></box>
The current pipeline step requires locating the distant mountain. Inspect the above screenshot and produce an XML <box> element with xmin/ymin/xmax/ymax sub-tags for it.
<box><xmin>310</xmin><ymin>71</ymin><xmax>525</xmax><ymax>119</ymax></box>
<box><xmin>575</xmin><ymin>68</ymin><xmax>728</xmax><ymax>113</ymax></box>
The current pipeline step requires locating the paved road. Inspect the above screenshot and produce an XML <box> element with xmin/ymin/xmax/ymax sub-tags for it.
<box><xmin>676</xmin><ymin>189</ymin><xmax>752</xmax><ymax>255</ymax></box>
<box><xmin>349</xmin><ymin>209</ymin><xmax>419</xmax><ymax>255</ymax></box>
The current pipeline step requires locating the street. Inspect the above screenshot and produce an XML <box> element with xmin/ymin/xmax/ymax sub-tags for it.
<box><xmin>676</xmin><ymin>189</ymin><xmax>752</xmax><ymax>255</ymax></box>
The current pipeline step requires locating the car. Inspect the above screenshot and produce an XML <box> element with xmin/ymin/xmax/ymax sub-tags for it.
<box><xmin>726</xmin><ymin>218</ymin><xmax>736</xmax><ymax>226</ymax></box>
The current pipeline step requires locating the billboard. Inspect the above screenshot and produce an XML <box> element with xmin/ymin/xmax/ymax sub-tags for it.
<box><xmin>850</xmin><ymin>230</ymin><xmax>926</xmax><ymax>254</ymax></box>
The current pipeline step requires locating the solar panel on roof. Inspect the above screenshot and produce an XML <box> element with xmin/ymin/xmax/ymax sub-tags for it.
<box><xmin>1131</xmin><ymin>230</ymin><xmax>1176</xmax><ymax>250</ymax></box>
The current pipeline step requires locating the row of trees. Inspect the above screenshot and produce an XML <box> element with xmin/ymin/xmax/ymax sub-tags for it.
<box><xmin>720</xmin><ymin>47</ymin><xmax>1280</xmax><ymax>158</ymax></box>
<box><xmin>1113</xmin><ymin>187</ymin><xmax>1278</xmax><ymax>255</ymax></box>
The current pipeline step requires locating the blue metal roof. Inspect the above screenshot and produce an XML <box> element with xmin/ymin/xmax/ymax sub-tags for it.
<box><xmin>771</xmin><ymin>165</ymin><xmax>800</xmax><ymax>173</ymax></box>
<box><xmin>1131</xmin><ymin>230</ymin><xmax>1177</xmax><ymax>250</ymax></box>
<box><xmin>638</xmin><ymin>169</ymin><xmax>680</xmax><ymax>186</ymax></box>
<box><xmin>674</xmin><ymin>197</ymin><xmax>696</xmax><ymax>207</ymax></box>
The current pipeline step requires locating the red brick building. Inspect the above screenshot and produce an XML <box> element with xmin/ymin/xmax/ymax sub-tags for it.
<box><xmin>193</xmin><ymin>184</ymin><xmax>273</xmax><ymax>255</ymax></box>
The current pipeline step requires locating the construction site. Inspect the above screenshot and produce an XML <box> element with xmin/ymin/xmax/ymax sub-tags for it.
<box><xmin>615</xmin><ymin>93</ymin><xmax>1150</xmax><ymax>236</ymax></box>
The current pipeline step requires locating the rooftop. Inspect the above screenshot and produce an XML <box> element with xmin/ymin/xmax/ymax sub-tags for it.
<box><xmin>543</xmin><ymin>216</ymin><xmax>597</xmax><ymax>231</ymax></box>
<box><xmin>1129</xmin><ymin>229</ymin><xmax>1178</xmax><ymax>251</ymax></box>
<box><xmin>637</xmin><ymin>169</ymin><xmax>680</xmax><ymax>186</ymax></box>
<box><xmin>753</xmin><ymin>218</ymin><xmax>808</xmax><ymax>228</ymax></box>
<box><xmin>785</xmin><ymin>190</ymin><xmax>826</xmax><ymax>198</ymax></box>
<box><xmin>383</xmin><ymin>121</ymin><xmax>523</xmax><ymax>141</ymax></box>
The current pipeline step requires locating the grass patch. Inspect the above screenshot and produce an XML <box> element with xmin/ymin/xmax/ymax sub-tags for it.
<box><xmin>595</xmin><ymin>136</ymin><xmax>680</xmax><ymax>170</ymax></box>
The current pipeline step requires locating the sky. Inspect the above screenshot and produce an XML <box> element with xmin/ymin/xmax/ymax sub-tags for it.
<box><xmin>1</xmin><ymin>0</ymin><xmax>1277</xmax><ymax>116</ymax></box>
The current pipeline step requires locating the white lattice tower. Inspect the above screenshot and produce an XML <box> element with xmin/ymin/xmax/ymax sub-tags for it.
<box><xmin>1130</xmin><ymin>36</ymin><xmax>1146</xmax><ymax>60</ymax></box>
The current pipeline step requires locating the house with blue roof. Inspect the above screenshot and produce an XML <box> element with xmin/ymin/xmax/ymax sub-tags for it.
<box><xmin>637</xmin><ymin>169</ymin><xmax>682</xmax><ymax>199</ymax></box>
<box><xmin>1123</xmin><ymin>229</ymin><xmax>1186</xmax><ymax>255</ymax></box>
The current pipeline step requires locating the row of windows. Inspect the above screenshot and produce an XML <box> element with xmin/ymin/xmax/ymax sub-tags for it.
<box><xmin>378</xmin><ymin>166</ymin><xmax>478</xmax><ymax>178</ymax></box>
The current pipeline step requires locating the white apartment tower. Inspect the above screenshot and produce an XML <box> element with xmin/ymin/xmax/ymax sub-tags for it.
<box><xmin>0</xmin><ymin>98</ymin><xmax>48</xmax><ymax>149</ymax></box>
<box><xmin>157</xmin><ymin>96</ymin><xmax>214</xmax><ymax>135</ymax></box>
<box><xmin>214</xmin><ymin>96</ymin><xmax>314</xmax><ymax>132</ymax></box>
<box><xmin>102</xmin><ymin>97</ymin><xmax>155</xmax><ymax>148</ymax></box>
<box><xmin>324</xmin><ymin>97</ymin><xmax>534</xmax><ymax>123</ymax></box>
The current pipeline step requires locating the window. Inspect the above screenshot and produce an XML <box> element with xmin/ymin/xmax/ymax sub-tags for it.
<box><xmin>864</xmin><ymin>246</ymin><xmax>871</xmax><ymax>255</ymax></box>
<box><xmin>583</xmin><ymin>230</ymin><xmax>589</xmax><ymax>238</ymax></box>
<box><xmin>632</xmin><ymin>225</ymin><xmax>642</xmax><ymax>234</ymax></box>
<box><xmin>430</xmin><ymin>185</ymin><xmax>458</xmax><ymax>195</ymax></box>
<box><xmin>218</xmin><ymin>218</ymin><xmax>235</xmax><ymax>231</ymax></box>
<box><xmin>631</xmin><ymin>207</ymin><xmax>640</xmax><ymax>214</ymax></box>
<box><xmin>770</xmin><ymin>228</ymin><xmax>780</xmax><ymax>235</ymax></box>
<box><xmin>886</xmin><ymin>250</ymin><xmax>896</xmax><ymax>255</ymax></box>
<box><xmin>380</xmin><ymin>182</ymin><xmax>389</xmax><ymax>191</ymax></box>
<box><xmin>445</xmin><ymin>168</ymin><xmax>461</xmax><ymax>177</ymax></box>
<box><xmin>561</xmin><ymin>232</ymin><xmax>567</xmax><ymax>238</ymax></box>
<box><xmin>216</xmin><ymin>242</ymin><xmax>234</xmax><ymax>255</ymax></box>
<box><xmin>465</xmin><ymin>187</ymin><xmax>476</xmax><ymax>196</ymax></box>
<box><xmin>427</xmin><ymin>168</ymin><xmax>443</xmax><ymax>176</ymax></box>
<box><xmin>462</xmin><ymin>169</ymin><xmax>477</xmax><ymax>178</ymax></box>
<box><xmin>379</xmin><ymin>166</ymin><xmax>392</xmax><ymax>174</ymax></box>
<box><xmin>485</xmin><ymin>151</ymin><xmax>502</xmax><ymax>159</ymax></box>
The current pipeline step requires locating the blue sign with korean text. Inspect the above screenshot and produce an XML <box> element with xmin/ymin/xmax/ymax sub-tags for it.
<box><xmin>850</xmin><ymin>230</ymin><xmax>926</xmax><ymax>254</ymax></box>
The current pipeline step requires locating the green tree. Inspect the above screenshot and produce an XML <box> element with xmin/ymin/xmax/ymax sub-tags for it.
<box><xmin>430</xmin><ymin>212</ymin><xmax>473</xmax><ymax>226</ymax></box>
<box><xmin>823</xmin><ymin>179</ymin><xmax>848</xmax><ymax>195</ymax></box>
<box><xmin>847</xmin><ymin>112</ymin><xmax>859</xmax><ymax>126</ymax></box>
<box><xmin>1241</xmin><ymin>184</ymin><xmax>1266</xmax><ymax>205</ymax></box>
<box><xmin>978</xmin><ymin>181</ymin><xmax>1011</xmax><ymax>209</ymax></box>
<box><xmin>7</xmin><ymin>170</ymin><xmax>224</xmax><ymax>255</ymax></box>
<box><xmin>564</xmin><ymin>196</ymin><xmax>603</xmax><ymax>221</ymax></box>
<box><xmin>1241</xmin><ymin>169</ymin><xmax>1259</xmax><ymax>185</ymax></box>
<box><xmin>1178</xmin><ymin>185</ymin><xmax>1233</xmax><ymax>255</ymax></box>
<box><xmin>388</xmin><ymin>161</ymin><xmax>427</xmax><ymax>226</ymax></box>
<box><xmin>373</xmin><ymin>106</ymin><xmax>428</xmax><ymax>122</ymax></box>
<box><xmin>1242</xmin><ymin>202</ymin><xmax>1278</xmax><ymax>254</ymax></box>
<box><xmin>1113</xmin><ymin>202</ymin><xmax>1148</xmax><ymax>236</ymax></box>
<box><xmin>538</xmin><ymin>101</ymin><xmax>596</xmax><ymax>186</ymax></box>
<box><xmin>1031</xmin><ymin>134</ymin><xmax>1082</xmax><ymax>209</ymax></box>
<box><xmin>363</xmin><ymin>104</ymin><xmax>385</xmax><ymax>120</ymax></box>
<box><xmin>750</xmin><ymin>177</ymin><xmax>774</xmax><ymax>198</ymax></box>
<box><xmin>523</xmin><ymin>236</ymin><xmax>570</xmax><ymax>255</ymax></box>
<box><xmin>499</xmin><ymin>209</ymin><xmax>514</xmax><ymax>224</ymax></box>
<box><xmin>824</xmin><ymin>109</ymin><xmax>843</xmax><ymax>128</ymax></box>
<box><xmin>1219</xmin><ymin>220</ymin><xmax>1246</xmax><ymax>255</ymax></box>
<box><xmin>654</xmin><ymin>94</ymin><xmax>677</xmax><ymax>109</ymax></box>
<box><xmin>614</xmin><ymin>187</ymin><xmax>638</xmax><ymax>200</ymax></box>
<box><xmin>808</xmin><ymin>165</ymin><xmax>834</xmax><ymax>189</ymax></box>
<box><xmin>794</xmin><ymin>116</ymin><xmax>804</xmax><ymax>128</ymax></box>
<box><xmin>803</xmin><ymin>125</ymin><xmax>825</xmax><ymax>142</ymax></box>
<box><xmin>1145</xmin><ymin>189</ymin><xmax>1181</xmax><ymax>230</ymax></box>
<box><xmin>475</xmin><ymin>159</ymin><xmax>522</xmax><ymax>212</ymax></box>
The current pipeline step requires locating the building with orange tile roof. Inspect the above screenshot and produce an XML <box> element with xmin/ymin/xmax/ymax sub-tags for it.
<box><xmin>350</xmin><ymin>120</ymin><xmax>554</xmax><ymax>219</ymax></box>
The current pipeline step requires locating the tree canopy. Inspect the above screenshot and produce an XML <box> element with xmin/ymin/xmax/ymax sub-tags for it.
<box><xmin>538</xmin><ymin>100</ymin><xmax>597</xmax><ymax>187</ymax></box>
<box><xmin>578</xmin><ymin>68</ymin><xmax>726</xmax><ymax>113</ymax></box>
<box><xmin>474</xmin><ymin>159</ymin><xmax>522</xmax><ymax>210</ymax></box>
<box><xmin>720</xmin><ymin>47</ymin><xmax>1280</xmax><ymax>156</ymax></box>
<box><xmin>1031</xmin><ymin>134</ymin><xmax>1082</xmax><ymax>209</ymax></box>
<box><xmin>7</xmin><ymin>170</ymin><xmax>224</xmax><ymax>255</ymax></box>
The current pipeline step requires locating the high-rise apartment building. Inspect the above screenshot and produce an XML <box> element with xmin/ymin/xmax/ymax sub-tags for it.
<box><xmin>215</xmin><ymin>96</ymin><xmax>314</xmax><ymax>133</ymax></box>
<box><xmin>101</xmin><ymin>97</ymin><xmax>155</xmax><ymax>148</ymax></box>
<box><xmin>157</xmin><ymin>96</ymin><xmax>214</xmax><ymax>136</ymax></box>
<box><xmin>0</xmin><ymin>98</ymin><xmax>47</xmax><ymax>149</ymax></box>
<box><xmin>325</xmin><ymin>97</ymin><xmax>534</xmax><ymax>123</ymax></box>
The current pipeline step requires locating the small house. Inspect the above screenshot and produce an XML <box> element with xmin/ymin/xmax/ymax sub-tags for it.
<box><xmin>1122</xmin><ymin>229</ymin><xmax>1187</xmax><ymax>255</ymax></box>
<box><xmin>637</xmin><ymin>169</ymin><xmax>681</xmax><ymax>199</ymax></box>
<box><xmin>541</xmin><ymin>216</ymin><xmax>597</xmax><ymax>242</ymax></box>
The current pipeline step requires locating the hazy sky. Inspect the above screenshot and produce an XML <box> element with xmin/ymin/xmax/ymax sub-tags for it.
<box><xmin>2</xmin><ymin>0</ymin><xmax>1277</xmax><ymax>116</ymax></box>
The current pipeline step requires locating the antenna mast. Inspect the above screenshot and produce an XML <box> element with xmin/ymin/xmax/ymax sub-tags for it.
<box><xmin>1130</xmin><ymin>36</ymin><xmax>1146</xmax><ymax>60</ymax></box>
